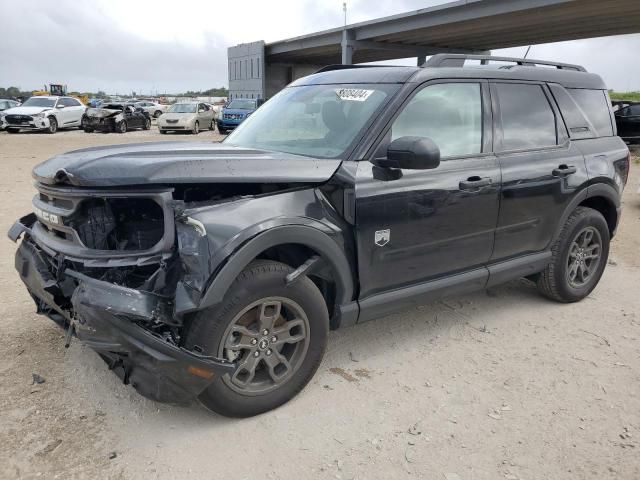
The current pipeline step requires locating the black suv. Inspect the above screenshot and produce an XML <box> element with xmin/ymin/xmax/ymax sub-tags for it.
<box><xmin>613</xmin><ymin>100</ymin><xmax>640</xmax><ymax>143</ymax></box>
<box><xmin>9</xmin><ymin>55</ymin><xmax>630</xmax><ymax>417</ymax></box>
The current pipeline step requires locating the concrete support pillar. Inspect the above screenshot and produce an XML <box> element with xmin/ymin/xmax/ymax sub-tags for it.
<box><xmin>341</xmin><ymin>29</ymin><xmax>354</xmax><ymax>65</ymax></box>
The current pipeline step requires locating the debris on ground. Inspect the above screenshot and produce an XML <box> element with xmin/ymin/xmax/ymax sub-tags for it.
<box><xmin>109</xmin><ymin>452</ymin><xmax>118</xmax><ymax>460</ymax></box>
<box><xmin>31</xmin><ymin>373</ymin><xmax>46</xmax><ymax>385</ymax></box>
<box><xmin>408</xmin><ymin>423</ymin><xmax>422</xmax><ymax>436</ymax></box>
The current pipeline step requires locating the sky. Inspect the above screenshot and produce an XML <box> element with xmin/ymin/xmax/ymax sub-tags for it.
<box><xmin>1</xmin><ymin>0</ymin><xmax>639</xmax><ymax>94</ymax></box>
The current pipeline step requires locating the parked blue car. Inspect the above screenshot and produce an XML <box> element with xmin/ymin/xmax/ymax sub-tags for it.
<box><xmin>217</xmin><ymin>98</ymin><xmax>263</xmax><ymax>134</ymax></box>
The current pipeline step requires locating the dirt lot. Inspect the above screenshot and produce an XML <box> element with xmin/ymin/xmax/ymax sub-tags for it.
<box><xmin>0</xmin><ymin>128</ymin><xmax>639</xmax><ymax>480</ymax></box>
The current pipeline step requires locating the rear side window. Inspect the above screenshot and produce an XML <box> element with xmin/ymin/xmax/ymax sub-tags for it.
<box><xmin>567</xmin><ymin>89</ymin><xmax>613</xmax><ymax>137</ymax></box>
<box><xmin>623</xmin><ymin>105</ymin><xmax>640</xmax><ymax>116</ymax></box>
<box><xmin>494</xmin><ymin>83</ymin><xmax>557</xmax><ymax>151</ymax></box>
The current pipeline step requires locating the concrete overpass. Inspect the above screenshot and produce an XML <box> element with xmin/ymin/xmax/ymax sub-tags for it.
<box><xmin>227</xmin><ymin>0</ymin><xmax>640</xmax><ymax>100</ymax></box>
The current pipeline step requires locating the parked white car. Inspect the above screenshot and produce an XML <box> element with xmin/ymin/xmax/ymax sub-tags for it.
<box><xmin>2</xmin><ymin>96</ymin><xmax>85</xmax><ymax>134</ymax></box>
<box><xmin>0</xmin><ymin>99</ymin><xmax>21</xmax><ymax>130</ymax></box>
<box><xmin>135</xmin><ymin>101</ymin><xmax>168</xmax><ymax>118</ymax></box>
<box><xmin>157</xmin><ymin>102</ymin><xmax>216</xmax><ymax>134</ymax></box>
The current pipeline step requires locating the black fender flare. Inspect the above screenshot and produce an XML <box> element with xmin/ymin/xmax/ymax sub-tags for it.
<box><xmin>551</xmin><ymin>182</ymin><xmax>620</xmax><ymax>245</ymax></box>
<box><xmin>198</xmin><ymin>224</ymin><xmax>355</xmax><ymax>312</ymax></box>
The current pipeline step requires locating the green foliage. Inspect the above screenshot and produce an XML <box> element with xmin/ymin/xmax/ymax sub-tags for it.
<box><xmin>181</xmin><ymin>87</ymin><xmax>228</xmax><ymax>97</ymax></box>
<box><xmin>610</xmin><ymin>91</ymin><xmax>640</xmax><ymax>102</ymax></box>
<box><xmin>0</xmin><ymin>86</ymin><xmax>32</xmax><ymax>98</ymax></box>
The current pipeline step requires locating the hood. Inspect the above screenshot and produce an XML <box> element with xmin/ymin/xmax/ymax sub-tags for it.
<box><xmin>5</xmin><ymin>106</ymin><xmax>52</xmax><ymax>115</ymax></box>
<box><xmin>223</xmin><ymin>108</ymin><xmax>252</xmax><ymax>115</ymax></box>
<box><xmin>86</xmin><ymin>107</ymin><xmax>122</xmax><ymax>118</ymax></box>
<box><xmin>159</xmin><ymin>112</ymin><xmax>196</xmax><ymax>122</ymax></box>
<box><xmin>33</xmin><ymin>141</ymin><xmax>342</xmax><ymax>187</ymax></box>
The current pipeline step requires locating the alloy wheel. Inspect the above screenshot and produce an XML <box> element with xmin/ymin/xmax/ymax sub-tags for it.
<box><xmin>566</xmin><ymin>226</ymin><xmax>602</xmax><ymax>288</ymax></box>
<box><xmin>218</xmin><ymin>297</ymin><xmax>310</xmax><ymax>396</ymax></box>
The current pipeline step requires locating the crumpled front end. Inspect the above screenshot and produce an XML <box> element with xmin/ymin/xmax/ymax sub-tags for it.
<box><xmin>3</xmin><ymin>113</ymin><xmax>52</xmax><ymax>131</ymax></box>
<box><xmin>84</xmin><ymin>108</ymin><xmax>123</xmax><ymax>132</ymax></box>
<box><xmin>9</xmin><ymin>183</ymin><xmax>236</xmax><ymax>404</ymax></box>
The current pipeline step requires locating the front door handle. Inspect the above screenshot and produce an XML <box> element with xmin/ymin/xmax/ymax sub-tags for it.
<box><xmin>552</xmin><ymin>164</ymin><xmax>577</xmax><ymax>177</ymax></box>
<box><xmin>459</xmin><ymin>176</ymin><xmax>492</xmax><ymax>190</ymax></box>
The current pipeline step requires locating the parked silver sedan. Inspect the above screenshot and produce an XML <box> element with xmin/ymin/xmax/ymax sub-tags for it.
<box><xmin>157</xmin><ymin>102</ymin><xmax>216</xmax><ymax>134</ymax></box>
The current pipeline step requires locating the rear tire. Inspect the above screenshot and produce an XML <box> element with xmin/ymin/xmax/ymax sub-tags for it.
<box><xmin>184</xmin><ymin>260</ymin><xmax>329</xmax><ymax>417</ymax></box>
<box><xmin>143</xmin><ymin>118</ymin><xmax>151</xmax><ymax>130</ymax></box>
<box><xmin>83</xmin><ymin>127</ymin><xmax>94</xmax><ymax>133</ymax></box>
<box><xmin>218</xmin><ymin>127</ymin><xmax>226</xmax><ymax>134</ymax></box>
<box><xmin>7</xmin><ymin>128</ymin><xmax>19</xmax><ymax>134</ymax></box>
<box><xmin>537</xmin><ymin>206</ymin><xmax>609</xmax><ymax>303</ymax></box>
<box><xmin>153</xmin><ymin>110</ymin><xmax>162</xmax><ymax>118</ymax></box>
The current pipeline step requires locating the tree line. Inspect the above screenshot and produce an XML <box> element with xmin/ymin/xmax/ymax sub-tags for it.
<box><xmin>0</xmin><ymin>86</ymin><xmax>229</xmax><ymax>99</ymax></box>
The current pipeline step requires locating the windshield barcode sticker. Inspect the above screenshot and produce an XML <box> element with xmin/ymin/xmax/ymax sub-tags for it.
<box><xmin>335</xmin><ymin>88</ymin><xmax>374</xmax><ymax>102</ymax></box>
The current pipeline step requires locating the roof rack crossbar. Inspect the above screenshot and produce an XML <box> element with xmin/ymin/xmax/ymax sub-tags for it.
<box><xmin>424</xmin><ymin>54</ymin><xmax>587</xmax><ymax>72</ymax></box>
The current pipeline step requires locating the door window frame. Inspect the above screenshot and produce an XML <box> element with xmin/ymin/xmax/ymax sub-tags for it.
<box><xmin>366</xmin><ymin>78</ymin><xmax>493</xmax><ymax>163</ymax></box>
<box><xmin>490</xmin><ymin>80</ymin><xmax>569</xmax><ymax>155</ymax></box>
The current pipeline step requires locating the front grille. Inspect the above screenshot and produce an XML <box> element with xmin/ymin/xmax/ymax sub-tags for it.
<box><xmin>32</xmin><ymin>184</ymin><xmax>172</xmax><ymax>254</ymax></box>
<box><xmin>6</xmin><ymin>115</ymin><xmax>33</xmax><ymax>124</ymax></box>
<box><xmin>166</xmin><ymin>119</ymin><xmax>179</xmax><ymax>124</ymax></box>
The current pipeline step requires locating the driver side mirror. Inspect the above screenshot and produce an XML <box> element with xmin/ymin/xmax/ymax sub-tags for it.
<box><xmin>56</xmin><ymin>104</ymin><xmax>65</xmax><ymax>109</ymax></box>
<box><xmin>372</xmin><ymin>136</ymin><xmax>440</xmax><ymax>170</ymax></box>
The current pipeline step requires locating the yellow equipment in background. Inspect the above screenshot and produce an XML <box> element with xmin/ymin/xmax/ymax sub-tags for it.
<box><xmin>32</xmin><ymin>84</ymin><xmax>89</xmax><ymax>105</ymax></box>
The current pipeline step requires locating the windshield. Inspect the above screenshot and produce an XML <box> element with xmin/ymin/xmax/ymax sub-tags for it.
<box><xmin>169</xmin><ymin>103</ymin><xmax>197</xmax><ymax>113</ymax></box>
<box><xmin>225</xmin><ymin>84</ymin><xmax>398</xmax><ymax>159</ymax></box>
<box><xmin>22</xmin><ymin>97</ymin><xmax>56</xmax><ymax>108</ymax></box>
<box><xmin>227</xmin><ymin>99</ymin><xmax>256</xmax><ymax>110</ymax></box>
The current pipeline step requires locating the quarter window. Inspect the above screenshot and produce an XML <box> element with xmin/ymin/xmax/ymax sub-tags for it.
<box><xmin>568</xmin><ymin>89</ymin><xmax>613</xmax><ymax>137</ymax></box>
<box><xmin>495</xmin><ymin>83</ymin><xmax>557</xmax><ymax>151</ymax></box>
<box><xmin>391</xmin><ymin>83</ymin><xmax>482</xmax><ymax>158</ymax></box>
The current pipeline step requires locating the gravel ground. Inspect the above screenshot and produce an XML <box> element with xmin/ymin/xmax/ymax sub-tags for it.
<box><xmin>0</xmin><ymin>128</ymin><xmax>639</xmax><ymax>480</ymax></box>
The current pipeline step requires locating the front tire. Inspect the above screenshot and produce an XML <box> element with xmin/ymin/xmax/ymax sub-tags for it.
<box><xmin>143</xmin><ymin>117</ymin><xmax>151</xmax><ymax>130</ymax></box>
<box><xmin>537</xmin><ymin>206</ymin><xmax>609</xmax><ymax>303</ymax></box>
<box><xmin>192</xmin><ymin>121</ymin><xmax>199</xmax><ymax>134</ymax></box>
<box><xmin>117</xmin><ymin>120</ymin><xmax>127</xmax><ymax>133</ymax></box>
<box><xmin>7</xmin><ymin>128</ymin><xmax>19</xmax><ymax>134</ymax></box>
<box><xmin>184</xmin><ymin>260</ymin><xmax>329</xmax><ymax>417</ymax></box>
<box><xmin>47</xmin><ymin>116</ymin><xmax>58</xmax><ymax>134</ymax></box>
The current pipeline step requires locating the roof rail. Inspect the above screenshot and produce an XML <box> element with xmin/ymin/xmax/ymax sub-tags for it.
<box><xmin>315</xmin><ymin>64</ymin><xmax>403</xmax><ymax>74</ymax></box>
<box><xmin>424</xmin><ymin>54</ymin><xmax>587</xmax><ymax>72</ymax></box>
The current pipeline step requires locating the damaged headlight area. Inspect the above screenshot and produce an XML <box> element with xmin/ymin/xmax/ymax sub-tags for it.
<box><xmin>70</xmin><ymin>197</ymin><xmax>165</xmax><ymax>251</ymax></box>
<box><xmin>9</xmin><ymin>184</ymin><xmax>239</xmax><ymax>404</ymax></box>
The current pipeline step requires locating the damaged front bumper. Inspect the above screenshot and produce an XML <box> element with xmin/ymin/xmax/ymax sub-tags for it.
<box><xmin>10</xmin><ymin>216</ymin><xmax>236</xmax><ymax>404</ymax></box>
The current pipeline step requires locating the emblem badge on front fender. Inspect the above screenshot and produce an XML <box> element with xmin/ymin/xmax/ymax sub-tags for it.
<box><xmin>374</xmin><ymin>229</ymin><xmax>390</xmax><ymax>247</ymax></box>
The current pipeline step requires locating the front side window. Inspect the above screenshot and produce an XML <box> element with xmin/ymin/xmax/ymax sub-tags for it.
<box><xmin>391</xmin><ymin>82</ymin><xmax>482</xmax><ymax>158</ymax></box>
<box><xmin>495</xmin><ymin>83</ymin><xmax>557</xmax><ymax>151</ymax></box>
<box><xmin>226</xmin><ymin>83</ymin><xmax>399</xmax><ymax>159</ymax></box>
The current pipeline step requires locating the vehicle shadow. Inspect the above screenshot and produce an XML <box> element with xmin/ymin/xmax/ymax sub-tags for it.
<box><xmin>83</xmin><ymin>277</ymin><xmax>549</xmax><ymax>427</ymax></box>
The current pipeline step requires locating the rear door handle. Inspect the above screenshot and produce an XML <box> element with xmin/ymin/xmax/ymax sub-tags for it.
<box><xmin>552</xmin><ymin>164</ymin><xmax>577</xmax><ymax>177</ymax></box>
<box><xmin>459</xmin><ymin>176</ymin><xmax>492</xmax><ymax>190</ymax></box>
